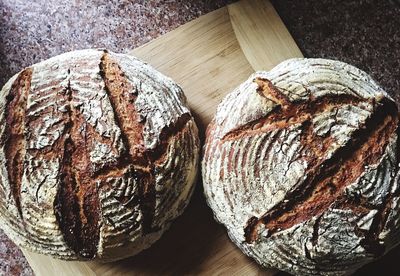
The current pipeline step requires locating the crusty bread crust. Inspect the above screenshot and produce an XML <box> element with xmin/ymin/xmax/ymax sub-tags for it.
<box><xmin>0</xmin><ymin>49</ymin><xmax>200</xmax><ymax>262</ymax></box>
<box><xmin>202</xmin><ymin>58</ymin><xmax>400</xmax><ymax>275</ymax></box>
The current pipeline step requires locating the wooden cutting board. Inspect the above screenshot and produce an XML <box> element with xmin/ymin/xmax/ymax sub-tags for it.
<box><xmin>22</xmin><ymin>0</ymin><xmax>303</xmax><ymax>275</ymax></box>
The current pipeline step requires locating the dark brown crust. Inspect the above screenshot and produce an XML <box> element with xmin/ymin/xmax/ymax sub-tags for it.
<box><xmin>222</xmin><ymin>80</ymin><xmax>364</xmax><ymax>142</ymax></box>
<box><xmin>98</xmin><ymin>51</ymin><xmax>192</xmax><ymax>233</ymax></box>
<box><xmin>99</xmin><ymin>52</ymin><xmax>148</xmax><ymax>166</ymax></box>
<box><xmin>54</xmin><ymin>77</ymin><xmax>100</xmax><ymax>259</ymax></box>
<box><xmin>99</xmin><ymin>52</ymin><xmax>156</xmax><ymax>233</ymax></box>
<box><xmin>242</xmin><ymin>79</ymin><xmax>399</xmax><ymax>244</ymax></box>
<box><xmin>3</xmin><ymin>68</ymin><xmax>32</xmax><ymax>216</ymax></box>
<box><xmin>255</xmin><ymin>78</ymin><xmax>291</xmax><ymax>108</ymax></box>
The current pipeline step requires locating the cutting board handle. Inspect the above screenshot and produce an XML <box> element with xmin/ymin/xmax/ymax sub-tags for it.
<box><xmin>228</xmin><ymin>0</ymin><xmax>303</xmax><ymax>71</ymax></box>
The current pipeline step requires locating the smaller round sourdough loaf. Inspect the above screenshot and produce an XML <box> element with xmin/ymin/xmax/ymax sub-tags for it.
<box><xmin>202</xmin><ymin>58</ymin><xmax>400</xmax><ymax>275</ymax></box>
<box><xmin>0</xmin><ymin>49</ymin><xmax>200</xmax><ymax>261</ymax></box>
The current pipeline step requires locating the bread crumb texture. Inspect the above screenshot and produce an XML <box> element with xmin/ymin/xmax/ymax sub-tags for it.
<box><xmin>202</xmin><ymin>58</ymin><xmax>400</xmax><ymax>275</ymax></box>
<box><xmin>0</xmin><ymin>49</ymin><xmax>200</xmax><ymax>261</ymax></box>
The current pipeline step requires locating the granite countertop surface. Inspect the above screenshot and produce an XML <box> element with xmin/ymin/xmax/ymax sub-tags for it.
<box><xmin>0</xmin><ymin>0</ymin><xmax>399</xmax><ymax>275</ymax></box>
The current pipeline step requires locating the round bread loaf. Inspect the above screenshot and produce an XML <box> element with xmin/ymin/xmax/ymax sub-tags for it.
<box><xmin>202</xmin><ymin>58</ymin><xmax>400</xmax><ymax>275</ymax></box>
<box><xmin>0</xmin><ymin>49</ymin><xmax>200</xmax><ymax>261</ymax></box>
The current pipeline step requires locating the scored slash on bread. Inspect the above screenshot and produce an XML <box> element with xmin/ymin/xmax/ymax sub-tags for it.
<box><xmin>3</xmin><ymin>68</ymin><xmax>33</xmax><ymax>218</ymax></box>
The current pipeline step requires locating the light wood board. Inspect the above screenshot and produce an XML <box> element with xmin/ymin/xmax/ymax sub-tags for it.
<box><xmin>22</xmin><ymin>0</ymin><xmax>303</xmax><ymax>275</ymax></box>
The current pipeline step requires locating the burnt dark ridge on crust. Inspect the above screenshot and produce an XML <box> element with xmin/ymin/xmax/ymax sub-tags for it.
<box><xmin>244</xmin><ymin>82</ymin><xmax>399</xmax><ymax>244</ymax></box>
<box><xmin>222</xmin><ymin>78</ymin><xmax>364</xmax><ymax>142</ymax></box>
<box><xmin>54</xmin><ymin>75</ymin><xmax>100</xmax><ymax>259</ymax></box>
<box><xmin>3</xmin><ymin>68</ymin><xmax>33</xmax><ymax>217</ymax></box>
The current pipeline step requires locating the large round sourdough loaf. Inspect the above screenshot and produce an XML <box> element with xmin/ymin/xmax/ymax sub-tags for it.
<box><xmin>202</xmin><ymin>58</ymin><xmax>400</xmax><ymax>275</ymax></box>
<box><xmin>0</xmin><ymin>49</ymin><xmax>200</xmax><ymax>261</ymax></box>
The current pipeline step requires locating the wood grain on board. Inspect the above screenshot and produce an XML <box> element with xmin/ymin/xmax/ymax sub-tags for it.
<box><xmin>22</xmin><ymin>0</ymin><xmax>302</xmax><ymax>275</ymax></box>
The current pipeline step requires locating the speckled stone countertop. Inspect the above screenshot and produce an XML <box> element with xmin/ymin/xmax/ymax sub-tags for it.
<box><xmin>0</xmin><ymin>0</ymin><xmax>399</xmax><ymax>275</ymax></box>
